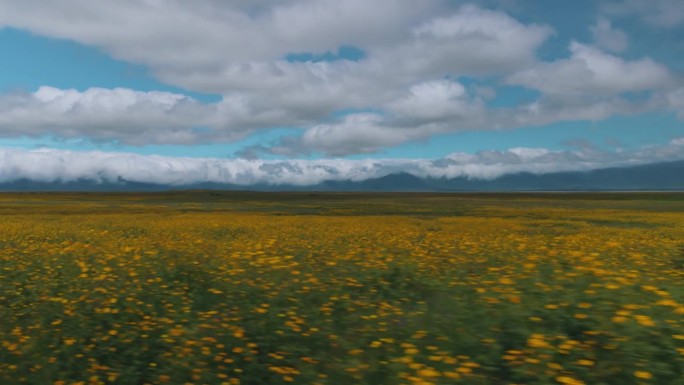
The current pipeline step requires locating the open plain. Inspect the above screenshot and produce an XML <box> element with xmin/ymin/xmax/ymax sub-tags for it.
<box><xmin>1</xmin><ymin>192</ymin><xmax>684</xmax><ymax>384</ymax></box>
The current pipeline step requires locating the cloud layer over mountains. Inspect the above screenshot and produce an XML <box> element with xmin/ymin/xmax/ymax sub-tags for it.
<box><xmin>2</xmin><ymin>138</ymin><xmax>683</xmax><ymax>186</ymax></box>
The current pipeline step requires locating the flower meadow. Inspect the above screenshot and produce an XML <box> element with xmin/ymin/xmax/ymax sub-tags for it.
<box><xmin>1</xmin><ymin>192</ymin><xmax>684</xmax><ymax>385</ymax></box>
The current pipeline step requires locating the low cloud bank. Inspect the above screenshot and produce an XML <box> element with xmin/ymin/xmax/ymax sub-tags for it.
<box><xmin>1</xmin><ymin>140</ymin><xmax>683</xmax><ymax>186</ymax></box>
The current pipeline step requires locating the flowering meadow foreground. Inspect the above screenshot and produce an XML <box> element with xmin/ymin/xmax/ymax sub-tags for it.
<box><xmin>1</xmin><ymin>192</ymin><xmax>684</xmax><ymax>385</ymax></box>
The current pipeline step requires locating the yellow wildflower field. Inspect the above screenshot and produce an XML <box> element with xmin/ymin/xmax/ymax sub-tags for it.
<box><xmin>1</xmin><ymin>192</ymin><xmax>683</xmax><ymax>385</ymax></box>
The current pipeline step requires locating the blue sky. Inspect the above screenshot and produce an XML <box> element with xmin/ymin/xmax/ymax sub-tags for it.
<box><xmin>0</xmin><ymin>0</ymin><xmax>682</xmax><ymax>185</ymax></box>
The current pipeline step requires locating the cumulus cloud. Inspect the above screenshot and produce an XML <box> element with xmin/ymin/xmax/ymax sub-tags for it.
<box><xmin>665</xmin><ymin>88</ymin><xmax>684</xmax><ymax>119</ymax></box>
<box><xmin>0</xmin><ymin>86</ymin><xmax>317</xmax><ymax>144</ymax></box>
<box><xmin>2</xmin><ymin>141</ymin><xmax>684</xmax><ymax>186</ymax></box>
<box><xmin>0</xmin><ymin>86</ymin><xmax>227</xmax><ymax>144</ymax></box>
<box><xmin>387</xmin><ymin>80</ymin><xmax>484</xmax><ymax>122</ymax></box>
<box><xmin>0</xmin><ymin>2</ymin><xmax>548</xmax><ymax>92</ymax></box>
<box><xmin>603</xmin><ymin>0</ymin><xmax>684</xmax><ymax>28</ymax></box>
<box><xmin>389</xmin><ymin>4</ymin><xmax>553</xmax><ymax>75</ymax></box>
<box><xmin>507</xmin><ymin>96</ymin><xmax>647</xmax><ymax>128</ymax></box>
<box><xmin>590</xmin><ymin>18</ymin><xmax>628</xmax><ymax>52</ymax></box>
<box><xmin>301</xmin><ymin>114</ymin><xmax>426</xmax><ymax>156</ymax></box>
<box><xmin>0</xmin><ymin>81</ymin><xmax>656</xmax><ymax>157</ymax></box>
<box><xmin>281</xmin><ymin>80</ymin><xmax>489</xmax><ymax>156</ymax></box>
<box><xmin>0</xmin><ymin>1</ymin><xmax>680</xmax><ymax>156</ymax></box>
<box><xmin>507</xmin><ymin>42</ymin><xmax>672</xmax><ymax>97</ymax></box>
<box><xmin>247</xmin><ymin>94</ymin><xmax>653</xmax><ymax>157</ymax></box>
<box><xmin>237</xmin><ymin>113</ymin><xmax>421</xmax><ymax>157</ymax></box>
<box><xmin>0</xmin><ymin>0</ymin><xmax>551</xmax><ymax>140</ymax></box>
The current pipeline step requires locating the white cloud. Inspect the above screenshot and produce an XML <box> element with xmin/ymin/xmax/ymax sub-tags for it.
<box><xmin>296</xmin><ymin>114</ymin><xmax>411</xmax><ymax>156</ymax></box>
<box><xmin>507</xmin><ymin>42</ymin><xmax>672</xmax><ymax>97</ymax></box>
<box><xmin>260</xmin><ymin>80</ymin><xmax>489</xmax><ymax>157</ymax></box>
<box><xmin>506</xmin><ymin>97</ymin><xmax>643</xmax><ymax>128</ymax></box>
<box><xmin>2</xmin><ymin>82</ymin><xmax>643</xmax><ymax>157</ymax></box>
<box><xmin>251</xmin><ymin>94</ymin><xmax>652</xmax><ymax>157</ymax></box>
<box><xmin>603</xmin><ymin>0</ymin><xmax>684</xmax><ymax>28</ymax></box>
<box><xmin>0</xmin><ymin>1</ymin><xmax>680</xmax><ymax>157</ymax></box>
<box><xmin>590</xmin><ymin>18</ymin><xmax>628</xmax><ymax>52</ymax></box>
<box><xmin>150</xmin><ymin>3</ymin><xmax>552</xmax><ymax>112</ymax></box>
<box><xmin>0</xmin><ymin>2</ymin><xmax>551</xmax><ymax>122</ymax></box>
<box><xmin>400</xmin><ymin>4</ymin><xmax>553</xmax><ymax>74</ymax></box>
<box><xmin>0</xmin><ymin>0</ymin><xmax>435</xmax><ymax>92</ymax></box>
<box><xmin>293</xmin><ymin>80</ymin><xmax>489</xmax><ymax>155</ymax></box>
<box><xmin>0</xmin><ymin>1</ymin><xmax>550</xmax><ymax>85</ymax></box>
<box><xmin>0</xmin><ymin>86</ymin><xmax>317</xmax><ymax>144</ymax></box>
<box><xmin>665</xmin><ymin>88</ymin><xmax>684</xmax><ymax>119</ymax></box>
<box><xmin>387</xmin><ymin>80</ymin><xmax>476</xmax><ymax>121</ymax></box>
<box><xmin>0</xmin><ymin>86</ymin><xmax>226</xmax><ymax>144</ymax></box>
<box><xmin>1</xmin><ymin>81</ymin><xmax>651</xmax><ymax>158</ymax></box>
<box><xmin>1</xmin><ymin>142</ymin><xmax>684</xmax><ymax>186</ymax></box>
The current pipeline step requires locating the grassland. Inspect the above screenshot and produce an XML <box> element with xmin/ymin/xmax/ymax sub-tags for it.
<box><xmin>1</xmin><ymin>191</ymin><xmax>684</xmax><ymax>385</ymax></box>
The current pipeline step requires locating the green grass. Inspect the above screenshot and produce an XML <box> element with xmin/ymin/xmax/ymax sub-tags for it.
<box><xmin>0</xmin><ymin>192</ymin><xmax>683</xmax><ymax>385</ymax></box>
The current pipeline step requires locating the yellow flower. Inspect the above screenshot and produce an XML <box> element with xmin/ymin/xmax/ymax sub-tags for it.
<box><xmin>634</xmin><ymin>371</ymin><xmax>652</xmax><ymax>379</ymax></box>
<box><xmin>527</xmin><ymin>334</ymin><xmax>551</xmax><ymax>349</ymax></box>
<box><xmin>576</xmin><ymin>359</ymin><xmax>594</xmax><ymax>366</ymax></box>
<box><xmin>555</xmin><ymin>375</ymin><xmax>585</xmax><ymax>385</ymax></box>
<box><xmin>417</xmin><ymin>368</ymin><xmax>440</xmax><ymax>378</ymax></box>
<box><xmin>634</xmin><ymin>315</ymin><xmax>655</xmax><ymax>327</ymax></box>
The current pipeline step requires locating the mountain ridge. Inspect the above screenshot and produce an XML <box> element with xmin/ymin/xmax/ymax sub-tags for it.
<box><xmin>1</xmin><ymin>159</ymin><xmax>683</xmax><ymax>192</ymax></box>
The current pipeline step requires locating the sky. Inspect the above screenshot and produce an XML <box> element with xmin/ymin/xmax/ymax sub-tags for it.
<box><xmin>0</xmin><ymin>0</ymin><xmax>683</xmax><ymax>186</ymax></box>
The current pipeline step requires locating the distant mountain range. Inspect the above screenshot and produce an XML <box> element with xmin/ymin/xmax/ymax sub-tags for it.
<box><xmin>1</xmin><ymin>160</ymin><xmax>683</xmax><ymax>192</ymax></box>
